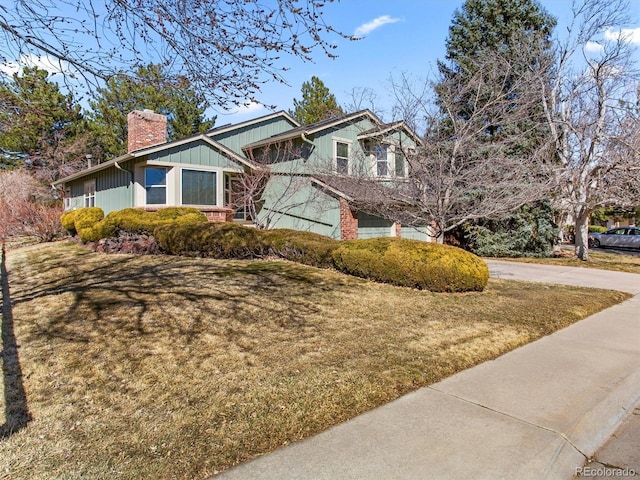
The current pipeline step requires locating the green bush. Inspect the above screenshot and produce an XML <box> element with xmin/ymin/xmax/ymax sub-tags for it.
<box><xmin>73</xmin><ymin>208</ymin><xmax>105</xmax><ymax>242</ymax></box>
<box><xmin>332</xmin><ymin>238</ymin><xmax>489</xmax><ymax>292</ymax></box>
<box><xmin>60</xmin><ymin>207</ymin><xmax>207</xmax><ymax>242</ymax></box>
<box><xmin>154</xmin><ymin>222</ymin><xmax>266</xmax><ymax>258</ymax></box>
<box><xmin>463</xmin><ymin>201</ymin><xmax>559</xmax><ymax>258</ymax></box>
<box><xmin>60</xmin><ymin>210</ymin><xmax>80</xmax><ymax>235</ymax></box>
<box><xmin>262</xmin><ymin>229</ymin><xmax>340</xmax><ymax>268</ymax></box>
<box><xmin>588</xmin><ymin>225</ymin><xmax>607</xmax><ymax>233</ymax></box>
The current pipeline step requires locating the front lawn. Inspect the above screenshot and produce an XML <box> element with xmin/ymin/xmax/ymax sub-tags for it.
<box><xmin>0</xmin><ymin>242</ymin><xmax>630</xmax><ymax>479</ymax></box>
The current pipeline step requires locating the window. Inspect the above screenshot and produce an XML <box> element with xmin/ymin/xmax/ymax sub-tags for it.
<box><xmin>145</xmin><ymin>168</ymin><xmax>167</xmax><ymax>205</ymax></box>
<box><xmin>374</xmin><ymin>145</ymin><xmax>388</xmax><ymax>176</ymax></box>
<box><xmin>225</xmin><ymin>173</ymin><xmax>248</xmax><ymax>220</ymax></box>
<box><xmin>395</xmin><ymin>150</ymin><xmax>406</xmax><ymax>177</ymax></box>
<box><xmin>335</xmin><ymin>141</ymin><xmax>350</xmax><ymax>174</ymax></box>
<box><xmin>84</xmin><ymin>180</ymin><xmax>95</xmax><ymax>207</ymax></box>
<box><xmin>182</xmin><ymin>169</ymin><xmax>217</xmax><ymax>205</ymax></box>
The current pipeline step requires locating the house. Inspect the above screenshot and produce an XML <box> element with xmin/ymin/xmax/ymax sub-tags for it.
<box><xmin>54</xmin><ymin>108</ymin><xmax>430</xmax><ymax>241</ymax></box>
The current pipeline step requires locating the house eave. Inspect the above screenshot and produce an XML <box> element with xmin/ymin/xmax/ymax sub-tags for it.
<box><xmin>53</xmin><ymin>135</ymin><xmax>255</xmax><ymax>186</ymax></box>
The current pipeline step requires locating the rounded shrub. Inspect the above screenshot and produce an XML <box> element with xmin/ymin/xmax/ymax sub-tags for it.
<box><xmin>332</xmin><ymin>238</ymin><xmax>489</xmax><ymax>292</ymax></box>
<box><xmin>154</xmin><ymin>222</ymin><xmax>266</xmax><ymax>258</ymax></box>
<box><xmin>262</xmin><ymin>229</ymin><xmax>340</xmax><ymax>268</ymax></box>
<box><xmin>81</xmin><ymin>207</ymin><xmax>208</xmax><ymax>242</ymax></box>
<box><xmin>73</xmin><ymin>207</ymin><xmax>105</xmax><ymax>242</ymax></box>
<box><xmin>60</xmin><ymin>210</ymin><xmax>80</xmax><ymax>235</ymax></box>
<box><xmin>588</xmin><ymin>225</ymin><xmax>607</xmax><ymax>233</ymax></box>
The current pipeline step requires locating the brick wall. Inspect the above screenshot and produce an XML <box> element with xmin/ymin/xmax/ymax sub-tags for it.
<box><xmin>127</xmin><ymin>110</ymin><xmax>167</xmax><ymax>153</ymax></box>
<box><xmin>139</xmin><ymin>207</ymin><xmax>234</xmax><ymax>223</ymax></box>
<box><xmin>339</xmin><ymin>198</ymin><xmax>358</xmax><ymax>240</ymax></box>
<box><xmin>394</xmin><ymin>222</ymin><xmax>402</xmax><ymax>238</ymax></box>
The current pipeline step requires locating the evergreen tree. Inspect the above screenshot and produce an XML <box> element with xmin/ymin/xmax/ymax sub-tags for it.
<box><xmin>442</xmin><ymin>0</ymin><xmax>555</xmax><ymax>77</ymax></box>
<box><xmin>436</xmin><ymin>0</ymin><xmax>558</xmax><ymax>256</ymax></box>
<box><xmin>88</xmin><ymin>64</ymin><xmax>215</xmax><ymax>160</ymax></box>
<box><xmin>0</xmin><ymin>67</ymin><xmax>89</xmax><ymax>181</ymax></box>
<box><xmin>291</xmin><ymin>76</ymin><xmax>343</xmax><ymax>125</ymax></box>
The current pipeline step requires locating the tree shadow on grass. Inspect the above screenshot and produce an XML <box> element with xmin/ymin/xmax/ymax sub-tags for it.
<box><xmin>9</xmin><ymin>247</ymin><xmax>362</xmax><ymax>370</ymax></box>
<box><xmin>0</xmin><ymin>244</ymin><xmax>32</xmax><ymax>439</ymax></box>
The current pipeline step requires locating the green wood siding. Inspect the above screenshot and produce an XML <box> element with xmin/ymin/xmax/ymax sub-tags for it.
<box><xmin>148</xmin><ymin>140</ymin><xmax>243</xmax><ymax>169</ymax></box>
<box><xmin>401</xmin><ymin>227</ymin><xmax>430</xmax><ymax>241</ymax></box>
<box><xmin>259</xmin><ymin>181</ymin><xmax>341</xmax><ymax>239</ymax></box>
<box><xmin>65</xmin><ymin>159</ymin><xmax>135</xmax><ymax>214</ymax></box>
<box><xmin>211</xmin><ymin>117</ymin><xmax>297</xmax><ymax>155</ymax></box>
<box><xmin>357</xmin><ymin>212</ymin><xmax>393</xmax><ymax>239</ymax></box>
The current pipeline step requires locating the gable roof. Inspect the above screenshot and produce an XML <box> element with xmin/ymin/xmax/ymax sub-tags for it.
<box><xmin>241</xmin><ymin>110</ymin><xmax>383</xmax><ymax>151</ymax></box>
<box><xmin>53</xmin><ymin>134</ymin><xmax>253</xmax><ymax>186</ymax></box>
<box><xmin>357</xmin><ymin>120</ymin><xmax>423</xmax><ymax>145</ymax></box>
<box><xmin>206</xmin><ymin>110</ymin><xmax>300</xmax><ymax>139</ymax></box>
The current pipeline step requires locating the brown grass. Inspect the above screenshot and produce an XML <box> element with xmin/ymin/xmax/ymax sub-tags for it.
<box><xmin>0</xmin><ymin>242</ymin><xmax>631</xmax><ymax>479</ymax></box>
<box><xmin>489</xmin><ymin>248</ymin><xmax>640</xmax><ymax>274</ymax></box>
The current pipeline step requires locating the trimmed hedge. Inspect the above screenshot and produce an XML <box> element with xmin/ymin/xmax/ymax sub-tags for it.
<box><xmin>73</xmin><ymin>207</ymin><xmax>105</xmax><ymax>242</ymax></box>
<box><xmin>60</xmin><ymin>209</ymin><xmax>81</xmax><ymax>235</ymax></box>
<box><xmin>332</xmin><ymin>238</ymin><xmax>489</xmax><ymax>292</ymax></box>
<box><xmin>61</xmin><ymin>207</ymin><xmax>207</xmax><ymax>242</ymax></box>
<box><xmin>262</xmin><ymin>229</ymin><xmax>340</xmax><ymax>268</ymax></box>
<box><xmin>154</xmin><ymin>222</ymin><xmax>266</xmax><ymax>259</ymax></box>
<box><xmin>588</xmin><ymin>225</ymin><xmax>607</xmax><ymax>233</ymax></box>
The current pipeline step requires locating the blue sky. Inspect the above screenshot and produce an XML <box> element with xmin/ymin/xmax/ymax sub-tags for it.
<box><xmin>2</xmin><ymin>0</ymin><xmax>639</xmax><ymax>125</ymax></box>
<box><xmin>217</xmin><ymin>0</ymin><xmax>640</xmax><ymax>124</ymax></box>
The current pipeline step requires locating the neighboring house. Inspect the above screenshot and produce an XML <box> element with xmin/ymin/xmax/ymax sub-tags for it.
<box><xmin>54</xmin><ymin>109</ymin><xmax>429</xmax><ymax>241</ymax></box>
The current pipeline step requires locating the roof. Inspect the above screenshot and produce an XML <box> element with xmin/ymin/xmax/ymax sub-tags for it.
<box><xmin>53</xmin><ymin>134</ymin><xmax>254</xmax><ymax>186</ymax></box>
<box><xmin>241</xmin><ymin>110</ymin><xmax>383</xmax><ymax>151</ymax></box>
<box><xmin>357</xmin><ymin>121</ymin><xmax>423</xmax><ymax>145</ymax></box>
<box><xmin>206</xmin><ymin>110</ymin><xmax>299</xmax><ymax>138</ymax></box>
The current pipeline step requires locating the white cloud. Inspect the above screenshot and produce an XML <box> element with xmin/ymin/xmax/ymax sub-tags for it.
<box><xmin>604</xmin><ymin>27</ymin><xmax>640</xmax><ymax>45</ymax></box>
<box><xmin>354</xmin><ymin>15</ymin><xmax>401</xmax><ymax>37</ymax></box>
<box><xmin>0</xmin><ymin>53</ymin><xmax>68</xmax><ymax>77</ymax></box>
<box><xmin>233</xmin><ymin>102</ymin><xmax>266</xmax><ymax>115</ymax></box>
<box><xmin>584</xmin><ymin>41</ymin><xmax>604</xmax><ymax>53</ymax></box>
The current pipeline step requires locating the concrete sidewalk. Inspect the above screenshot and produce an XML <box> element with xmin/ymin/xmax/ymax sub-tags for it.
<box><xmin>218</xmin><ymin>262</ymin><xmax>640</xmax><ymax>480</ymax></box>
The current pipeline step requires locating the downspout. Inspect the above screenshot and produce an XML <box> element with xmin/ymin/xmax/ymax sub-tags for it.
<box><xmin>300</xmin><ymin>132</ymin><xmax>313</xmax><ymax>146</ymax></box>
<box><xmin>115</xmin><ymin>161</ymin><xmax>135</xmax><ymax>207</ymax></box>
<box><xmin>300</xmin><ymin>132</ymin><xmax>315</xmax><ymax>167</ymax></box>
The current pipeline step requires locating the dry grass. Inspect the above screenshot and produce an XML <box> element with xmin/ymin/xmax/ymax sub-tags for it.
<box><xmin>490</xmin><ymin>248</ymin><xmax>640</xmax><ymax>274</ymax></box>
<box><xmin>0</xmin><ymin>242</ymin><xmax>630</xmax><ymax>480</ymax></box>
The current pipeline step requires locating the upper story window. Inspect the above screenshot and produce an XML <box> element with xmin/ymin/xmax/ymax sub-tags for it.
<box><xmin>182</xmin><ymin>169</ymin><xmax>217</xmax><ymax>206</ymax></box>
<box><xmin>395</xmin><ymin>149</ymin><xmax>406</xmax><ymax>177</ymax></box>
<box><xmin>374</xmin><ymin>145</ymin><xmax>388</xmax><ymax>176</ymax></box>
<box><xmin>145</xmin><ymin>167</ymin><xmax>167</xmax><ymax>205</ymax></box>
<box><xmin>335</xmin><ymin>140</ymin><xmax>350</xmax><ymax>174</ymax></box>
<box><xmin>84</xmin><ymin>180</ymin><xmax>95</xmax><ymax>207</ymax></box>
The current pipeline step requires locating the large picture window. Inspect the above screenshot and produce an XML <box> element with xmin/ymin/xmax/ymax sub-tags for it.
<box><xmin>145</xmin><ymin>168</ymin><xmax>167</xmax><ymax>205</ymax></box>
<box><xmin>84</xmin><ymin>180</ymin><xmax>95</xmax><ymax>207</ymax></box>
<box><xmin>182</xmin><ymin>169</ymin><xmax>217</xmax><ymax>206</ymax></box>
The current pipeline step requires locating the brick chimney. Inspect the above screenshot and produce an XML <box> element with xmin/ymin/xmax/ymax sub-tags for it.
<box><xmin>127</xmin><ymin>109</ymin><xmax>167</xmax><ymax>153</ymax></box>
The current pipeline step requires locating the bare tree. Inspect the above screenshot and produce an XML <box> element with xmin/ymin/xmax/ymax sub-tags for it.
<box><xmin>0</xmin><ymin>0</ymin><xmax>351</xmax><ymax>107</ymax></box>
<box><xmin>235</xmin><ymin>140</ymin><xmax>323</xmax><ymax>230</ymax></box>
<box><xmin>540</xmin><ymin>0</ymin><xmax>640</xmax><ymax>260</ymax></box>
<box><xmin>335</xmin><ymin>53</ymin><xmax>554</xmax><ymax>242</ymax></box>
<box><xmin>0</xmin><ymin>169</ymin><xmax>64</xmax><ymax>244</ymax></box>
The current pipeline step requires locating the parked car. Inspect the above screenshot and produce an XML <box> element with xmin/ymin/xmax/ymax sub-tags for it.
<box><xmin>588</xmin><ymin>226</ymin><xmax>640</xmax><ymax>249</ymax></box>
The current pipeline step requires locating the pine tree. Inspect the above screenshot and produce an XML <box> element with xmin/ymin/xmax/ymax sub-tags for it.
<box><xmin>437</xmin><ymin>0</ymin><xmax>556</xmax><ymax>136</ymax></box>
<box><xmin>291</xmin><ymin>76</ymin><xmax>343</xmax><ymax>125</ymax></box>
<box><xmin>88</xmin><ymin>64</ymin><xmax>215</xmax><ymax>160</ymax></box>
<box><xmin>0</xmin><ymin>67</ymin><xmax>89</xmax><ymax>181</ymax></box>
<box><xmin>435</xmin><ymin>0</ymin><xmax>558</xmax><ymax>256</ymax></box>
